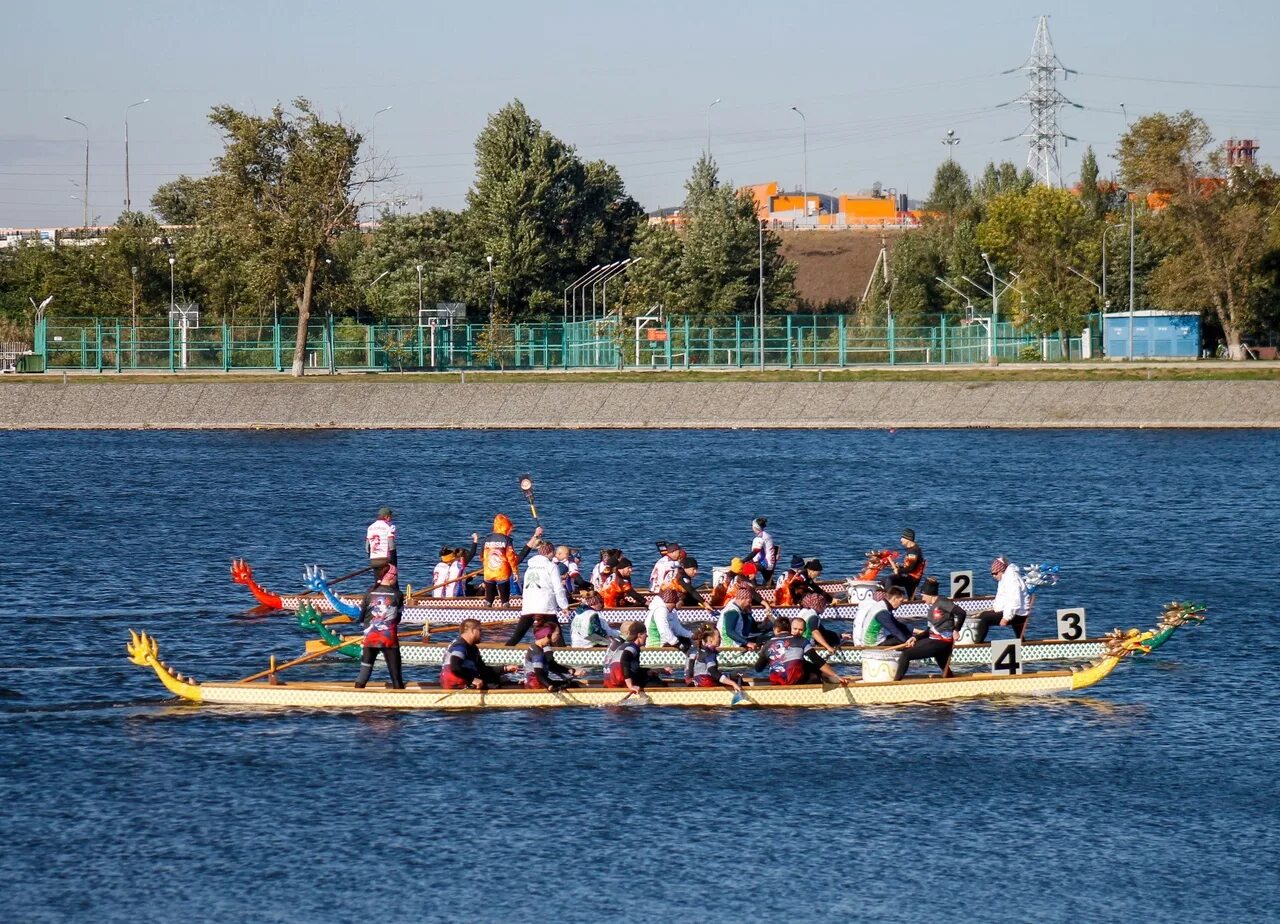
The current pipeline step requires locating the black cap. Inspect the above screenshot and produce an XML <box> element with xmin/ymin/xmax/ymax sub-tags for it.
<box><xmin>806</xmin><ymin>558</ymin><xmax>823</xmax><ymax>573</ymax></box>
<box><xmin>901</xmin><ymin>528</ymin><xmax>915</xmax><ymax>541</ymax></box>
<box><xmin>616</xmin><ymin>557</ymin><xmax>633</xmax><ymax>569</ymax></box>
<box><xmin>789</xmin><ymin>554</ymin><xmax>806</xmax><ymax>570</ymax></box>
<box><xmin>682</xmin><ymin>556</ymin><xmax>698</xmax><ymax>570</ymax></box>
<box><xmin>920</xmin><ymin>577</ymin><xmax>940</xmax><ymax>597</ymax></box>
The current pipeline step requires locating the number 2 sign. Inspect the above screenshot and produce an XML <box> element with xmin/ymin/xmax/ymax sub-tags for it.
<box><xmin>949</xmin><ymin>570</ymin><xmax>973</xmax><ymax>599</ymax></box>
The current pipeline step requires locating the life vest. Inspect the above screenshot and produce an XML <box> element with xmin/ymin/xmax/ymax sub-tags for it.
<box><xmin>571</xmin><ymin>607</ymin><xmax>612</xmax><ymax>646</ymax></box>
<box><xmin>603</xmin><ymin>639</ymin><xmax>634</xmax><ymax>688</ymax></box>
<box><xmin>686</xmin><ymin>646</ymin><xmax>721</xmax><ymax>687</ymax></box>
<box><xmin>774</xmin><ymin>570</ymin><xmax>805</xmax><ymax>607</ymax></box>
<box><xmin>523</xmin><ymin>645</ymin><xmax>549</xmax><ymax>689</ymax></box>
<box><xmin>483</xmin><ymin>515</ymin><xmax>519</xmax><ymax>581</ymax></box>
<box><xmin>709</xmin><ymin>582</ymin><xmax>729</xmax><ymax>608</ymax></box>
<box><xmin>600</xmin><ymin>574</ymin><xmax>632</xmax><ymax>609</ymax></box>
<box><xmin>717</xmin><ymin>604</ymin><xmax>749</xmax><ymax>647</ymax></box>
<box><xmin>766</xmin><ymin>634</ymin><xmax>812</xmax><ymax>685</ymax></box>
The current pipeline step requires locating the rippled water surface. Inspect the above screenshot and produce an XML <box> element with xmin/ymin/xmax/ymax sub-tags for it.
<box><xmin>1</xmin><ymin>428</ymin><xmax>1277</xmax><ymax>923</ymax></box>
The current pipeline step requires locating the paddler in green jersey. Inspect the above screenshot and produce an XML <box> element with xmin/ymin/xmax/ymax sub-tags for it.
<box><xmin>569</xmin><ymin>590</ymin><xmax>618</xmax><ymax>647</ymax></box>
<box><xmin>850</xmin><ymin>585</ymin><xmax>913</xmax><ymax>647</ymax></box>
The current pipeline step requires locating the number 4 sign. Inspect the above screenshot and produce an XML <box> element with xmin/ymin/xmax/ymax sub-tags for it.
<box><xmin>990</xmin><ymin>639</ymin><xmax>1024</xmax><ymax>675</ymax></box>
<box><xmin>1056</xmin><ymin>608</ymin><xmax>1087</xmax><ymax>642</ymax></box>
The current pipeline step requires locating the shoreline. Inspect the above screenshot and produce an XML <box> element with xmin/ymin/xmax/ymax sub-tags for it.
<box><xmin>3</xmin><ymin>379</ymin><xmax>1279</xmax><ymax>429</ymax></box>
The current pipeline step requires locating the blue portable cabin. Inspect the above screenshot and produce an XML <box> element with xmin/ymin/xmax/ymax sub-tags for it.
<box><xmin>1103</xmin><ymin>311</ymin><xmax>1201</xmax><ymax>359</ymax></box>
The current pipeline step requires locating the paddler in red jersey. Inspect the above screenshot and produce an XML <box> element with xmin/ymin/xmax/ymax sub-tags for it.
<box><xmin>481</xmin><ymin>514</ymin><xmax>541</xmax><ymax>607</ymax></box>
<box><xmin>755</xmin><ymin>616</ymin><xmax>850</xmax><ymax>686</ymax></box>
<box><xmin>440</xmin><ymin>618</ymin><xmax>519</xmax><ymax>690</ymax></box>
<box><xmin>355</xmin><ymin>563</ymin><xmax>405</xmax><ymax>690</ymax></box>
<box><xmin>603</xmin><ymin>620</ymin><xmax>666</xmax><ymax>692</ymax></box>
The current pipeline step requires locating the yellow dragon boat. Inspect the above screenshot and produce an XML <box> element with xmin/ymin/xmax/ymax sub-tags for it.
<box><xmin>126</xmin><ymin>628</ymin><xmax>1152</xmax><ymax>710</ymax></box>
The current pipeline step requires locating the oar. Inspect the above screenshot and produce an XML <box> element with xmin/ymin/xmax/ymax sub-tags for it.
<box><xmin>518</xmin><ymin>474</ymin><xmax>541</xmax><ymax>527</ymax></box>
<box><xmin>404</xmin><ymin>567</ymin><xmax>483</xmax><ymax>604</ymax></box>
<box><xmin>300</xmin><ymin>564</ymin><xmax>373</xmax><ymax>600</ymax></box>
<box><xmin>238</xmin><ymin>633</ymin><xmax>365</xmax><ymax>683</ymax></box>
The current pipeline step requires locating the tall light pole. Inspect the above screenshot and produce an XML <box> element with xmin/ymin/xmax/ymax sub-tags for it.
<box><xmin>706</xmin><ymin>98</ymin><xmax>720</xmax><ymax>157</ymax></box>
<box><xmin>124</xmin><ymin>99</ymin><xmax>149</xmax><ymax>211</ymax></box>
<box><xmin>64</xmin><ymin>116</ymin><xmax>89</xmax><ymax>228</ymax></box>
<box><xmin>1128</xmin><ymin>195</ymin><xmax>1136</xmax><ymax>360</ymax></box>
<box><xmin>370</xmin><ymin>105</ymin><xmax>392</xmax><ymax>224</ymax></box>
<box><xmin>486</xmin><ymin>255</ymin><xmax>495</xmax><ymax>322</ymax></box>
<box><xmin>416</xmin><ymin>264</ymin><xmax>424</xmax><ymax>315</ymax></box>
<box><xmin>130</xmin><ymin>265</ymin><xmax>138</xmax><ymax>328</ymax></box>
<box><xmin>168</xmin><ymin>256</ymin><xmax>175</xmax><ymax>312</ymax></box>
<box><xmin>790</xmin><ymin>107</ymin><xmax>808</xmax><ymax>224</ymax></box>
<box><xmin>942</xmin><ymin>129</ymin><xmax>960</xmax><ymax>162</ymax></box>
<box><xmin>981</xmin><ymin>253</ymin><xmax>1002</xmax><ymax>360</ymax></box>
<box><xmin>758</xmin><ymin>218</ymin><xmax>766</xmax><ymax>369</ymax></box>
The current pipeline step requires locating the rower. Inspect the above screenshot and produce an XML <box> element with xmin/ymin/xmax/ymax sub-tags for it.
<box><xmin>481</xmin><ymin>514</ymin><xmax>540</xmax><ymax>607</ymax></box>
<box><xmin>603</xmin><ymin>620</ymin><xmax>666</xmax><ymax>692</ymax></box>
<box><xmin>591</xmin><ymin>548</ymin><xmax>621</xmax><ymax>590</ymax></box>
<box><xmin>600</xmin><ymin>558</ymin><xmax>646</xmax><ymax>608</ymax></box>
<box><xmin>647</xmin><ymin>587</ymin><xmax>693</xmax><ymax>652</ymax></box>
<box><xmin>756</xmin><ymin>616</ymin><xmax>850</xmax><ymax>686</ymax></box>
<box><xmin>524</xmin><ymin>635</ymin><xmax>587</xmax><ymax>691</ymax></box>
<box><xmin>569</xmin><ymin>590</ymin><xmax>619</xmax><ymax>647</ymax></box>
<box><xmin>441</xmin><ymin>618</ymin><xmax>519</xmax><ymax>690</ymax></box>
<box><xmin>798</xmin><ymin>592</ymin><xmax>840</xmax><ymax>653</ymax></box>
<box><xmin>366</xmin><ymin>506</ymin><xmax>397</xmax><ymax>571</ymax></box>
<box><xmin>774</xmin><ymin>555</ymin><xmax>807</xmax><ymax>606</ymax></box>
<box><xmin>555</xmin><ymin>545</ymin><xmax>589</xmax><ymax>596</ymax></box>
<box><xmin>747</xmin><ymin>517</ymin><xmax>779</xmax><ymax>585</ymax></box>
<box><xmin>685</xmin><ymin>624</ymin><xmax>743</xmax><ymax>694</ymax></box>
<box><xmin>888</xmin><ymin>528</ymin><xmax>926</xmax><ymax>598</ymax></box>
<box><xmin>505</xmin><ymin>540</ymin><xmax>570</xmax><ymax>646</ymax></box>
<box><xmin>447</xmin><ymin>536</ymin><xmax>479</xmax><ymax>597</ymax></box>
<box><xmin>708</xmin><ymin>557</ymin><xmax>746</xmax><ymax>608</ymax></box>
<box><xmin>717</xmin><ymin>584</ymin><xmax>763</xmax><ymax>649</ymax></box>
<box><xmin>354</xmin><ymin>564</ymin><xmax>405</xmax><ymax>690</ymax></box>
<box><xmin>665</xmin><ymin>555</ymin><xmax>704</xmax><ymax>607</ymax></box>
<box><xmin>649</xmin><ymin>542</ymin><xmax>685</xmax><ymax>594</ymax></box>
<box><xmin>850</xmin><ymin>584</ymin><xmax>913</xmax><ymax>647</ymax></box>
<box><xmin>792</xmin><ymin>558</ymin><xmax>832</xmax><ymax>606</ymax></box>
<box><xmin>896</xmin><ymin>577</ymin><xmax>966</xmax><ymax>679</ymax></box>
<box><xmin>969</xmin><ymin>556</ymin><xmax>1030</xmax><ymax>642</ymax></box>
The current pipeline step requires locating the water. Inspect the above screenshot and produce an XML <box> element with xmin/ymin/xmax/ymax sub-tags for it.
<box><xmin>1</xmin><ymin>429</ymin><xmax>1277</xmax><ymax>923</ymax></box>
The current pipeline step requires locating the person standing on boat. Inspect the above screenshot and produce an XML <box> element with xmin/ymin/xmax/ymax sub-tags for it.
<box><xmin>570</xmin><ymin>590</ymin><xmax>619</xmax><ymax>647</ymax></box>
<box><xmin>746</xmin><ymin>518</ymin><xmax>779</xmax><ymax>585</ymax></box>
<box><xmin>366</xmin><ymin>506</ymin><xmax>397</xmax><ymax>570</ymax></box>
<box><xmin>603</xmin><ymin>621</ymin><xmax>665</xmax><ymax>692</ymax></box>
<box><xmin>970</xmin><ymin>556</ymin><xmax>1030</xmax><ymax>642</ymax></box>
<box><xmin>895</xmin><ymin>577</ymin><xmax>966</xmax><ymax>679</ymax></box>
<box><xmin>647</xmin><ymin>587</ymin><xmax>693</xmax><ymax>652</ymax></box>
<box><xmin>523</xmin><ymin>635</ymin><xmax>587</xmax><ymax>691</ymax></box>
<box><xmin>756</xmin><ymin>616</ymin><xmax>850</xmax><ymax>686</ymax></box>
<box><xmin>505</xmin><ymin>540</ymin><xmax>570</xmax><ymax>646</ymax></box>
<box><xmin>482</xmin><ymin>514</ymin><xmax>540</xmax><ymax>607</ymax></box>
<box><xmin>888</xmin><ymin>528</ymin><xmax>925</xmax><ymax>598</ymax></box>
<box><xmin>850</xmin><ymin>585</ymin><xmax>913</xmax><ymax>647</ymax></box>
<box><xmin>685</xmin><ymin>624</ymin><xmax>744</xmax><ymax>694</ymax></box>
<box><xmin>441</xmin><ymin>618</ymin><xmax>519</xmax><ymax>690</ymax></box>
<box><xmin>431</xmin><ymin>547</ymin><xmax>457</xmax><ymax>599</ymax></box>
<box><xmin>354</xmin><ymin>564</ymin><xmax>405</xmax><ymax>690</ymax></box>
<box><xmin>600</xmin><ymin>558</ymin><xmax>646</xmax><ymax>609</ymax></box>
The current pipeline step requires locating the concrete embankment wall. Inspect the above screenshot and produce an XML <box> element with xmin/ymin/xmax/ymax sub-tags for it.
<box><xmin>2</xmin><ymin>380</ymin><xmax>1278</xmax><ymax>428</ymax></box>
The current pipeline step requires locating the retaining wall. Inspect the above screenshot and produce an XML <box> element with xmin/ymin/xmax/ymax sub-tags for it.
<box><xmin>1</xmin><ymin>380</ymin><xmax>1278</xmax><ymax>429</ymax></box>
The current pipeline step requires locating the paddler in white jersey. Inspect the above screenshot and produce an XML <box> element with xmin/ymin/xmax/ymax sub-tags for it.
<box><xmin>649</xmin><ymin>542</ymin><xmax>685</xmax><ymax>593</ymax></box>
<box><xmin>746</xmin><ymin>517</ymin><xmax>779</xmax><ymax>585</ymax></box>
<box><xmin>366</xmin><ymin>506</ymin><xmax>397</xmax><ymax>569</ymax></box>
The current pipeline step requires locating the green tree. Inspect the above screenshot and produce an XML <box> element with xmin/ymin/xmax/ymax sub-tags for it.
<box><xmin>979</xmin><ymin>185</ymin><xmax>1101</xmax><ymax>352</ymax></box>
<box><xmin>1078</xmin><ymin>147</ymin><xmax>1105</xmax><ymax>221</ymax></box>
<box><xmin>924</xmin><ymin>160</ymin><xmax>972</xmax><ymax>217</ymax></box>
<box><xmin>1117</xmin><ymin>110</ymin><xmax>1280</xmax><ymax>357</ymax></box>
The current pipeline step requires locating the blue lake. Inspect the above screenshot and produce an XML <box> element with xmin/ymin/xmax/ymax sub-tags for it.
<box><xmin>1</xmin><ymin>428</ymin><xmax>1277</xmax><ymax>923</ymax></box>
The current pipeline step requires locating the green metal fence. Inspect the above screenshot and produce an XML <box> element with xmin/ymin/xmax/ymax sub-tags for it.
<box><xmin>34</xmin><ymin>314</ymin><xmax>1103</xmax><ymax>372</ymax></box>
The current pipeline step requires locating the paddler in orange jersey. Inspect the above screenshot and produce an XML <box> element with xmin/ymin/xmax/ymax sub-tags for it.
<box><xmin>600</xmin><ymin>557</ymin><xmax>647</xmax><ymax>608</ymax></box>
<box><xmin>709</xmin><ymin>557</ymin><xmax>747</xmax><ymax>608</ymax></box>
<box><xmin>889</xmin><ymin>528</ymin><xmax>926</xmax><ymax>598</ymax></box>
<box><xmin>665</xmin><ymin>555</ymin><xmax>704</xmax><ymax>608</ymax></box>
<box><xmin>774</xmin><ymin>555</ymin><xmax>808</xmax><ymax>606</ymax></box>
<box><xmin>481</xmin><ymin>514</ymin><xmax>541</xmax><ymax>607</ymax></box>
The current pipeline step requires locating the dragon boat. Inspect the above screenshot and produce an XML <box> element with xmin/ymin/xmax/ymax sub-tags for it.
<box><xmin>126</xmin><ymin>627</ymin><xmax>1154</xmax><ymax>710</ymax></box>
<box><xmin>295</xmin><ymin>600</ymin><xmax>1205</xmax><ymax>667</ymax></box>
<box><xmin>231</xmin><ymin>559</ymin><xmax>1002</xmax><ymax>625</ymax></box>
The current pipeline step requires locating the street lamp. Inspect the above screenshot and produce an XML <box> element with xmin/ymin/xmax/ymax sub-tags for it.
<box><xmin>486</xmin><ymin>255</ymin><xmax>496</xmax><ymax>322</ymax></box>
<box><xmin>370</xmin><ymin>105</ymin><xmax>392</xmax><ymax>224</ymax></box>
<box><xmin>64</xmin><ymin>116</ymin><xmax>89</xmax><ymax>228</ymax></box>
<box><xmin>130</xmin><ymin>265</ymin><xmax>138</xmax><ymax>328</ymax></box>
<box><xmin>758</xmin><ymin>219</ymin><xmax>766</xmax><ymax>369</ymax></box>
<box><xmin>416</xmin><ymin>264</ymin><xmax>424</xmax><ymax>315</ymax></box>
<box><xmin>124</xmin><ymin>99</ymin><xmax>149</xmax><ymax>211</ymax></box>
<box><xmin>790</xmin><ymin>107</ymin><xmax>808</xmax><ymax>224</ymax></box>
<box><xmin>706</xmin><ymin>98</ymin><xmax>720</xmax><ymax>157</ymax></box>
<box><xmin>168</xmin><ymin>256</ymin><xmax>175</xmax><ymax>312</ymax></box>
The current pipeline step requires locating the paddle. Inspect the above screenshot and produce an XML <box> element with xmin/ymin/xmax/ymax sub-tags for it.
<box><xmin>518</xmin><ymin>474</ymin><xmax>541</xmax><ymax>527</ymax></box>
<box><xmin>238</xmin><ymin>633</ymin><xmax>364</xmax><ymax>683</ymax></box>
<box><xmin>404</xmin><ymin>567</ymin><xmax>484</xmax><ymax>604</ymax></box>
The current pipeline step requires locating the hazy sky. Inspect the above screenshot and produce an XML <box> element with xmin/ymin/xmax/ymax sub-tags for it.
<box><xmin>3</xmin><ymin>0</ymin><xmax>1277</xmax><ymax>228</ymax></box>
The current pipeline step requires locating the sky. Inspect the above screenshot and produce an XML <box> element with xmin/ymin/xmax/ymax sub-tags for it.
<box><xmin>2</xmin><ymin>0</ymin><xmax>1277</xmax><ymax>228</ymax></box>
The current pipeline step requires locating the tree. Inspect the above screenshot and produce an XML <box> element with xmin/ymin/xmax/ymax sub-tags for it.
<box><xmin>465</xmin><ymin>100</ymin><xmax>642</xmax><ymax>319</ymax></box>
<box><xmin>180</xmin><ymin>99</ymin><xmax>369</xmax><ymax>375</ymax></box>
<box><xmin>1078</xmin><ymin>147</ymin><xmax>1106</xmax><ymax>221</ymax></box>
<box><xmin>1117</xmin><ymin>110</ymin><xmax>1280</xmax><ymax>357</ymax></box>
<box><xmin>979</xmin><ymin>185</ymin><xmax>1101</xmax><ymax>352</ymax></box>
<box><xmin>925</xmin><ymin>161</ymin><xmax>972</xmax><ymax>217</ymax></box>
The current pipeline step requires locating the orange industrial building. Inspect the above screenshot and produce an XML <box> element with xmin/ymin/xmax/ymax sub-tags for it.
<box><xmin>648</xmin><ymin>181</ymin><xmax>920</xmax><ymax>229</ymax></box>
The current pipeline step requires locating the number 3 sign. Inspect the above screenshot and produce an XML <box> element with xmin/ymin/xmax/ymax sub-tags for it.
<box><xmin>1056</xmin><ymin>608</ymin><xmax>1087</xmax><ymax>642</ymax></box>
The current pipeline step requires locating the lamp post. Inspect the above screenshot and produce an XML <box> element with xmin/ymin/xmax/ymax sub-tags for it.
<box><xmin>168</xmin><ymin>256</ymin><xmax>175</xmax><ymax>312</ymax></box>
<box><xmin>1127</xmin><ymin>196</ymin><xmax>1136</xmax><ymax>360</ymax></box>
<box><xmin>416</xmin><ymin>264</ymin><xmax>424</xmax><ymax>315</ymax></box>
<box><xmin>942</xmin><ymin>129</ymin><xmax>960</xmax><ymax>162</ymax></box>
<box><xmin>706</xmin><ymin>98</ymin><xmax>720</xmax><ymax>157</ymax></box>
<box><xmin>758</xmin><ymin>218</ymin><xmax>766</xmax><ymax>369</ymax></box>
<box><xmin>486</xmin><ymin>255</ymin><xmax>495</xmax><ymax>322</ymax></box>
<box><xmin>370</xmin><ymin>105</ymin><xmax>392</xmax><ymax>224</ymax></box>
<box><xmin>790</xmin><ymin>107</ymin><xmax>808</xmax><ymax>224</ymax></box>
<box><xmin>130</xmin><ymin>265</ymin><xmax>138</xmax><ymax>329</ymax></box>
<box><xmin>64</xmin><ymin>116</ymin><xmax>89</xmax><ymax>228</ymax></box>
<box><xmin>124</xmin><ymin>99</ymin><xmax>149</xmax><ymax>211</ymax></box>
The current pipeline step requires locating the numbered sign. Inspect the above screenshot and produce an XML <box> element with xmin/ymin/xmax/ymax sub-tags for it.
<box><xmin>1056</xmin><ymin>608</ymin><xmax>1087</xmax><ymax>642</ymax></box>
<box><xmin>990</xmin><ymin>639</ymin><xmax>1024</xmax><ymax>675</ymax></box>
<box><xmin>950</xmin><ymin>570</ymin><xmax>973</xmax><ymax>599</ymax></box>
